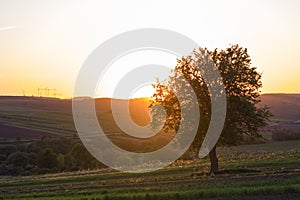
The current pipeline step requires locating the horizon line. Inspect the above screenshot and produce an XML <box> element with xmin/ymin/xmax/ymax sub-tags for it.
<box><xmin>1</xmin><ymin>93</ymin><xmax>300</xmax><ymax>101</ymax></box>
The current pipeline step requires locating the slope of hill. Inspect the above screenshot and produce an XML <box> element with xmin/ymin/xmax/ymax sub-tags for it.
<box><xmin>0</xmin><ymin>96</ymin><xmax>74</xmax><ymax>139</ymax></box>
<box><xmin>259</xmin><ymin>94</ymin><xmax>300</xmax><ymax>132</ymax></box>
<box><xmin>0</xmin><ymin>97</ymin><xmax>153</xmax><ymax>139</ymax></box>
<box><xmin>260</xmin><ymin>94</ymin><xmax>300</xmax><ymax>122</ymax></box>
<box><xmin>0</xmin><ymin>94</ymin><xmax>300</xmax><ymax>141</ymax></box>
<box><xmin>0</xmin><ymin>96</ymin><xmax>173</xmax><ymax>152</ymax></box>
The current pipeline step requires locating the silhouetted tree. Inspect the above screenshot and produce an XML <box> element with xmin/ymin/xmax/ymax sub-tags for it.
<box><xmin>151</xmin><ymin>45</ymin><xmax>271</xmax><ymax>175</ymax></box>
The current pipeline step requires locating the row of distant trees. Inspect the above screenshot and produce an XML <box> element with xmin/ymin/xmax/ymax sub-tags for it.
<box><xmin>0</xmin><ymin>137</ymin><xmax>105</xmax><ymax>176</ymax></box>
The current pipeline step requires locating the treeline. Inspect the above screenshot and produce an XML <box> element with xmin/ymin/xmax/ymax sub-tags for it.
<box><xmin>0</xmin><ymin>137</ymin><xmax>106</xmax><ymax>176</ymax></box>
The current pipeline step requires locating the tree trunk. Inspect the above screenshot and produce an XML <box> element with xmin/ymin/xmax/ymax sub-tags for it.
<box><xmin>209</xmin><ymin>146</ymin><xmax>218</xmax><ymax>175</ymax></box>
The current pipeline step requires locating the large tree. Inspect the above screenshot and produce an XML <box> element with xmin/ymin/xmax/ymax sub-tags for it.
<box><xmin>151</xmin><ymin>45</ymin><xmax>271</xmax><ymax>175</ymax></box>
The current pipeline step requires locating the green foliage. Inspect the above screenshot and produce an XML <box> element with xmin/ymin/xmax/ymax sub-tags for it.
<box><xmin>0</xmin><ymin>139</ymin><xmax>106</xmax><ymax>175</ymax></box>
<box><xmin>1</xmin><ymin>149</ymin><xmax>299</xmax><ymax>199</ymax></box>
<box><xmin>37</xmin><ymin>148</ymin><xmax>58</xmax><ymax>169</ymax></box>
<box><xmin>0</xmin><ymin>154</ymin><xmax>6</xmax><ymax>163</ymax></box>
<box><xmin>0</xmin><ymin>137</ymin><xmax>90</xmax><ymax>175</ymax></box>
<box><xmin>6</xmin><ymin>151</ymin><xmax>29</xmax><ymax>168</ymax></box>
<box><xmin>0</xmin><ymin>145</ymin><xmax>16</xmax><ymax>156</ymax></box>
<box><xmin>28</xmin><ymin>137</ymin><xmax>77</xmax><ymax>155</ymax></box>
<box><xmin>27</xmin><ymin>152</ymin><xmax>37</xmax><ymax>165</ymax></box>
<box><xmin>57</xmin><ymin>153</ymin><xmax>65</xmax><ymax>170</ymax></box>
<box><xmin>70</xmin><ymin>143</ymin><xmax>99</xmax><ymax>169</ymax></box>
<box><xmin>210</xmin><ymin>45</ymin><xmax>272</xmax><ymax>145</ymax></box>
<box><xmin>151</xmin><ymin>45</ymin><xmax>272</xmax><ymax>154</ymax></box>
<box><xmin>63</xmin><ymin>153</ymin><xmax>76</xmax><ymax>170</ymax></box>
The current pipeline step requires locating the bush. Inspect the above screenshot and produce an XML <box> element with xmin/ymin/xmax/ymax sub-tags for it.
<box><xmin>6</xmin><ymin>151</ymin><xmax>29</xmax><ymax>168</ymax></box>
<box><xmin>0</xmin><ymin>154</ymin><xmax>7</xmax><ymax>163</ymax></box>
<box><xmin>0</xmin><ymin>164</ymin><xmax>9</xmax><ymax>175</ymax></box>
<box><xmin>37</xmin><ymin>148</ymin><xmax>58</xmax><ymax>169</ymax></box>
<box><xmin>0</xmin><ymin>145</ymin><xmax>16</xmax><ymax>156</ymax></box>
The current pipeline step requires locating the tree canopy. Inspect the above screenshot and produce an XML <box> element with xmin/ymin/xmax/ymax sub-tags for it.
<box><xmin>151</xmin><ymin>45</ymin><xmax>272</xmax><ymax>174</ymax></box>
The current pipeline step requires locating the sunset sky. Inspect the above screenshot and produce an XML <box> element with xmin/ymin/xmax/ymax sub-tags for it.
<box><xmin>0</xmin><ymin>0</ymin><xmax>299</xmax><ymax>98</ymax></box>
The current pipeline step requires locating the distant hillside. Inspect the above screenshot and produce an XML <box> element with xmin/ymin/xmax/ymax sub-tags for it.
<box><xmin>0</xmin><ymin>96</ymin><xmax>172</xmax><ymax>152</ymax></box>
<box><xmin>0</xmin><ymin>96</ymin><xmax>74</xmax><ymax>139</ymax></box>
<box><xmin>0</xmin><ymin>96</ymin><xmax>152</xmax><ymax>139</ymax></box>
<box><xmin>259</xmin><ymin>94</ymin><xmax>300</xmax><ymax>131</ymax></box>
<box><xmin>0</xmin><ymin>94</ymin><xmax>300</xmax><ymax>141</ymax></box>
<box><xmin>259</xmin><ymin>94</ymin><xmax>300</xmax><ymax>121</ymax></box>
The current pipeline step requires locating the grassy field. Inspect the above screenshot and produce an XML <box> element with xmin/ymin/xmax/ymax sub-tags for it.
<box><xmin>1</xmin><ymin>141</ymin><xmax>299</xmax><ymax>200</ymax></box>
<box><xmin>1</xmin><ymin>96</ymin><xmax>300</xmax><ymax>199</ymax></box>
<box><xmin>0</xmin><ymin>97</ymin><xmax>76</xmax><ymax>139</ymax></box>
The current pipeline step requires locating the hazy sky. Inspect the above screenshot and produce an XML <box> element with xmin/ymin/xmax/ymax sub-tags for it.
<box><xmin>0</xmin><ymin>0</ymin><xmax>299</xmax><ymax>98</ymax></box>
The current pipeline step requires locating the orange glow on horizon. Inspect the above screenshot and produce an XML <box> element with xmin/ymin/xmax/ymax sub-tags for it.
<box><xmin>1</xmin><ymin>1</ymin><xmax>299</xmax><ymax>98</ymax></box>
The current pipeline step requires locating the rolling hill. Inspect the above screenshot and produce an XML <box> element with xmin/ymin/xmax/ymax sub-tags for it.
<box><xmin>0</xmin><ymin>94</ymin><xmax>299</xmax><ymax>141</ymax></box>
<box><xmin>259</xmin><ymin>94</ymin><xmax>300</xmax><ymax>132</ymax></box>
